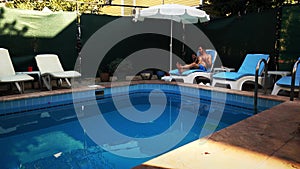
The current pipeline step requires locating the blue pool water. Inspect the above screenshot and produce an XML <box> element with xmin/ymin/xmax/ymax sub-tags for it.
<box><xmin>0</xmin><ymin>84</ymin><xmax>281</xmax><ymax>169</ymax></box>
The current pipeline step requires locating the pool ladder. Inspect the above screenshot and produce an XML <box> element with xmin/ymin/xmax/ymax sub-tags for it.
<box><xmin>254</xmin><ymin>58</ymin><xmax>268</xmax><ymax>114</ymax></box>
<box><xmin>290</xmin><ymin>59</ymin><xmax>300</xmax><ymax>101</ymax></box>
<box><xmin>254</xmin><ymin>58</ymin><xmax>299</xmax><ymax>112</ymax></box>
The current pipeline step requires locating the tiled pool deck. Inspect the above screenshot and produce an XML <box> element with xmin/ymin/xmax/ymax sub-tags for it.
<box><xmin>0</xmin><ymin>80</ymin><xmax>299</xmax><ymax>169</ymax></box>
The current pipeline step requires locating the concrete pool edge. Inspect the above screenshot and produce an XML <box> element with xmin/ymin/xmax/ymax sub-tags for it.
<box><xmin>0</xmin><ymin>80</ymin><xmax>291</xmax><ymax>102</ymax></box>
<box><xmin>0</xmin><ymin>80</ymin><xmax>285</xmax><ymax>115</ymax></box>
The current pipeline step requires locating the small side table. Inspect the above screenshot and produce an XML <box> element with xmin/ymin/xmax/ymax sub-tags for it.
<box><xmin>267</xmin><ymin>71</ymin><xmax>291</xmax><ymax>77</ymax></box>
<box><xmin>16</xmin><ymin>71</ymin><xmax>42</xmax><ymax>89</ymax></box>
<box><xmin>267</xmin><ymin>71</ymin><xmax>291</xmax><ymax>87</ymax></box>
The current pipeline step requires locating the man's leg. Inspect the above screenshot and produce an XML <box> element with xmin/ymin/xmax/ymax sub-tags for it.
<box><xmin>176</xmin><ymin>62</ymin><xmax>198</xmax><ymax>73</ymax></box>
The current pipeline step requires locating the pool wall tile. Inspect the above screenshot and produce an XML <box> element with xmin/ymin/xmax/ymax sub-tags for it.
<box><xmin>0</xmin><ymin>84</ymin><xmax>282</xmax><ymax>116</ymax></box>
<box><xmin>227</xmin><ymin>93</ymin><xmax>234</xmax><ymax>102</ymax></box>
<box><xmin>0</xmin><ymin>102</ymin><xmax>5</xmax><ymax>113</ymax></box>
<box><xmin>236</xmin><ymin>95</ymin><xmax>242</xmax><ymax>102</ymax></box>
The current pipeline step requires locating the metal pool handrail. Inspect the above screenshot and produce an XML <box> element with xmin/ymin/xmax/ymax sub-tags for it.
<box><xmin>254</xmin><ymin>58</ymin><xmax>268</xmax><ymax>114</ymax></box>
<box><xmin>290</xmin><ymin>58</ymin><xmax>300</xmax><ymax>101</ymax></box>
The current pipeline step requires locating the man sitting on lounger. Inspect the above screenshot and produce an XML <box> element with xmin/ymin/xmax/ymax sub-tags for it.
<box><xmin>176</xmin><ymin>46</ymin><xmax>212</xmax><ymax>74</ymax></box>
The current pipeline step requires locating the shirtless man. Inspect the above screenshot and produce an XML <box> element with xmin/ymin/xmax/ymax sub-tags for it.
<box><xmin>176</xmin><ymin>46</ymin><xmax>212</xmax><ymax>74</ymax></box>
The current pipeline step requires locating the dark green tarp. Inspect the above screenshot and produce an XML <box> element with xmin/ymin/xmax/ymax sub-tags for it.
<box><xmin>279</xmin><ymin>5</ymin><xmax>300</xmax><ymax>70</ymax></box>
<box><xmin>0</xmin><ymin>6</ymin><xmax>76</xmax><ymax>38</ymax></box>
<box><xmin>0</xmin><ymin>6</ymin><xmax>291</xmax><ymax>74</ymax></box>
<box><xmin>0</xmin><ymin>6</ymin><xmax>77</xmax><ymax>71</ymax></box>
<box><xmin>200</xmin><ymin>9</ymin><xmax>277</xmax><ymax>70</ymax></box>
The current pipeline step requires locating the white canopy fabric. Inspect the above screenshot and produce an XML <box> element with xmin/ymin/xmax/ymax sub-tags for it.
<box><xmin>136</xmin><ymin>4</ymin><xmax>210</xmax><ymax>70</ymax></box>
<box><xmin>138</xmin><ymin>4</ymin><xmax>210</xmax><ymax>24</ymax></box>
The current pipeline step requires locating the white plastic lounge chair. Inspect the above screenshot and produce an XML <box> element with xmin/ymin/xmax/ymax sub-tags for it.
<box><xmin>35</xmin><ymin>54</ymin><xmax>81</xmax><ymax>90</ymax></box>
<box><xmin>212</xmin><ymin>54</ymin><xmax>269</xmax><ymax>90</ymax></box>
<box><xmin>271</xmin><ymin>57</ymin><xmax>300</xmax><ymax>96</ymax></box>
<box><xmin>166</xmin><ymin>49</ymin><xmax>218</xmax><ymax>84</ymax></box>
<box><xmin>0</xmin><ymin>48</ymin><xmax>34</xmax><ymax>93</ymax></box>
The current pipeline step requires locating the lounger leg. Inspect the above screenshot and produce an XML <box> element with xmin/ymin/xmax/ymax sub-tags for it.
<box><xmin>57</xmin><ymin>79</ymin><xmax>63</xmax><ymax>87</ymax></box>
<box><xmin>236</xmin><ymin>82</ymin><xmax>242</xmax><ymax>91</ymax></box>
<box><xmin>65</xmin><ymin>78</ymin><xmax>72</xmax><ymax>87</ymax></box>
<box><xmin>42</xmin><ymin>75</ymin><xmax>52</xmax><ymax>90</ymax></box>
<box><xmin>14</xmin><ymin>82</ymin><xmax>24</xmax><ymax>94</ymax></box>
<box><xmin>212</xmin><ymin>80</ymin><xmax>216</xmax><ymax>87</ymax></box>
<box><xmin>271</xmin><ymin>84</ymin><xmax>280</xmax><ymax>95</ymax></box>
<box><xmin>37</xmin><ymin>73</ymin><xmax>42</xmax><ymax>90</ymax></box>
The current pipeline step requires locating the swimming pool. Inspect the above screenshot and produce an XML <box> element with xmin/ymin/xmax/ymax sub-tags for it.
<box><xmin>0</xmin><ymin>84</ymin><xmax>281</xmax><ymax>169</ymax></box>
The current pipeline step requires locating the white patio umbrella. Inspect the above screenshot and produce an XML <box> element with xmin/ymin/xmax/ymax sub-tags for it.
<box><xmin>135</xmin><ymin>4</ymin><xmax>210</xmax><ymax>70</ymax></box>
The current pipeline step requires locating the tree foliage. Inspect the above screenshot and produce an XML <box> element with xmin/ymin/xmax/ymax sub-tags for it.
<box><xmin>207</xmin><ymin>0</ymin><xmax>298</xmax><ymax>17</ymax></box>
<box><xmin>4</xmin><ymin>0</ymin><xmax>299</xmax><ymax>17</ymax></box>
<box><xmin>5</xmin><ymin>0</ymin><xmax>106</xmax><ymax>14</ymax></box>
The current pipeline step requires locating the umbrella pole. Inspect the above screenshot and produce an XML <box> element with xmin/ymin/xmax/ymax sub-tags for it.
<box><xmin>182</xmin><ymin>23</ymin><xmax>185</xmax><ymax>58</ymax></box>
<box><xmin>170</xmin><ymin>19</ymin><xmax>173</xmax><ymax>71</ymax></box>
<box><xmin>76</xmin><ymin>1</ymin><xmax>82</xmax><ymax>74</ymax></box>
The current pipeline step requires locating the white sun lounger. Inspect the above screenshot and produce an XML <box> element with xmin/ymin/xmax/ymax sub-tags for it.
<box><xmin>166</xmin><ymin>49</ymin><xmax>218</xmax><ymax>84</ymax></box>
<box><xmin>0</xmin><ymin>48</ymin><xmax>34</xmax><ymax>93</ymax></box>
<box><xmin>212</xmin><ymin>54</ymin><xmax>269</xmax><ymax>90</ymax></box>
<box><xmin>35</xmin><ymin>54</ymin><xmax>81</xmax><ymax>90</ymax></box>
<box><xmin>271</xmin><ymin>57</ymin><xmax>300</xmax><ymax>96</ymax></box>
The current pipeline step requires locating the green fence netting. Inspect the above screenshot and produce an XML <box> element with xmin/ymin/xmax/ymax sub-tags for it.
<box><xmin>0</xmin><ymin>6</ymin><xmax>286</xmax><ymax>75</ymax></box>
<box><xmin>80</xmin><ymin>10</ymin><xmax>278</xmax><ymax>74</ymax></box>
<box><xmin>0</xmin><ymin>6</ymin><xmax>76</xmax><ymax>38</ymax></box>
<box><xmin>200</xmin><ymin>9</ymin><xmax>277</xmax><ymax>71</ymax></box>
<box><xmin>0</xmin><ymin>6</ymin><xmax>77</xmax><ymax>71</ymax></box>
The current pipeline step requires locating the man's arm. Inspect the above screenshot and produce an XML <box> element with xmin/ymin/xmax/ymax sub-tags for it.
<box><xmin>209</xmin><ymin>54</ymin><xmax>212</xmax><ymax>66</ymax></box>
